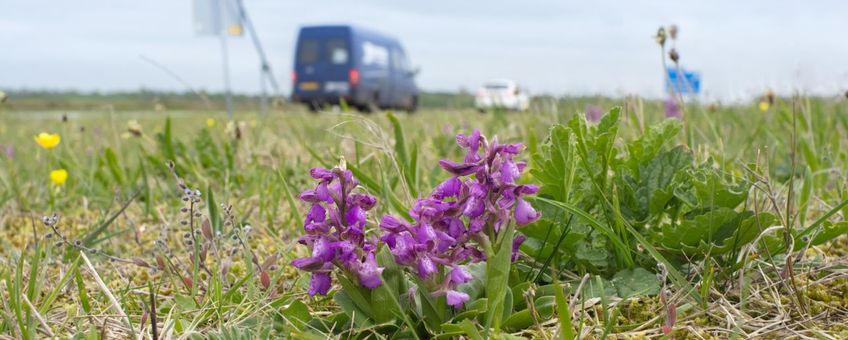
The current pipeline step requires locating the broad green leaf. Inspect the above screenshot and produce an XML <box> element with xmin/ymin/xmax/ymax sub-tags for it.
<box><xmin>530</xmin><ymin>197</ymin><xmax>630</xmax><ymax>262</ymax></box>
<box><xmin>174</xmin><ymin>294</ymin><xmax>196</xmax><ymax>310</ymax></box>
<box><xmin>658</xmin><ymin>208</ymin><xmax>741</xmax><ymax>250</ymax></box>
<box><xmin>484</xmin><ymin>224</ymin><xmax>516</xmax><ymax>332</ymax></box>
<box><xmin>458</xmin><ymin>319</ymin><xmax>484</xmax><ymax>340</ymax></box>
<box><xmin>414</xmin><ymin>275</ymin><xmax>445</xmax><ymax>332</ymax></box>
<box><xmin>690</xmin><ymin>166</ymin><xmax>749</xmax><ymax>209</ymax></box>
<box><xmin>655</xmin><ymin>209</ymin><xmax>778</xmax><ymax>256</ymax></box>
<box><xmin>461</xmin><ymin>262</ymin><xmax>487</xmax><ymax>301</ymax></box>
<box><xmin>569</xmin><ymin>107</ymin><xmax>620</xmax><ymax>190</ymax></box>
<box><xmin>575</xmin><ymin>277</ymin><xmax>616</xmax><ymax>300</ymax></box>
<box><xmin>435</xmin><ymin>324</ymin><xmax>466</xmax><ymax>339</ymax></box>
<box><xmin>369</xmin><ymin>282</ymin><xmax>396</xmax><ymax>324</ymax></box>
<box><xmin>336</xmin><ymin>275</ymin><xmax>374</xmax><ymax>319</ymax></box>
<box><xmin>371</xmin><ymin>250</ymin><xmax>419</xmax><ymax>337</ymax></box>
<box><xmin>510</xmin><ymin>282</ymin><xmax>531</xmax><ymax>310</ymax></box>
<box><xmin>639</xmin><ymin>146</ymin><xmax>692</xmax><ymax>215</ymax></box>
<box><xmin>575</xmin><ymin>237</ymin><xmax>610</xmax><ymax>270</ymax></box>
<box><xmin>333</xmin><ymin>291</ymin><xmax>373</xmax><ymax>328</ymax></box>
<box><xmin>282</xmin><ymin>300</ymin><xmax>312</xmax><ymax>331</ymax></box>
<box><xmin>502</xmin><ymin>287</ymin><xmax>514</xmax><ymax>323</ymax></box>
<box><xmin>503</xmin><ymin>296</ymin><xmax>556</xmax><ymax>331</ymax></box>
<box><xmin>450</xmin><ymin>298</ymin><xmax>488</xmax><ymax>322</ymax></box>
<box><xmin>610</xmin><ymin>268</ymin><xmax>660</xmax><ymax>299</ymax></box>
<box><xmin>530</xmin><ymin>124</ymin><xmax>578</xmax><ymax>202</ymax></box>
<box><xmin>625</xmin><ymin>118</ymin><xmax>681</xmax><ymax>169</ymax></box>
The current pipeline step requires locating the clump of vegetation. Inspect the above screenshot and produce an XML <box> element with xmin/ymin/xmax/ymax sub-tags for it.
<box><xmin>0</xmin><ymin>89</ymin><xmax>846</xmax><ymax>338</ymax></box>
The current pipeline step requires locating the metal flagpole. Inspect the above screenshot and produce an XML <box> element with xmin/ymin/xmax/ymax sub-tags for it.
<box><xmin>259</xmin><ymin>66</ymin><xmax>268</xmax><ymax>115</ymax></box>
<box><xmin>235</xmin><ymin>0</ymin><xmax>280</xmax><ymax>116</ymax></box>
<box><xmin>218</xmin><ymin>0</ymin><xmax>233</xmax><ymax>119</ymax></box>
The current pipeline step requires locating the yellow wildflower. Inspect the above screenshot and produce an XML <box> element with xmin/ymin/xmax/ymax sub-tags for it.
<box><xmin>34</xmin><ymin>132</ymin><xmax>61</xmax><ymax>149</ymax></box>
<box><xmin>50</xmin><ymin>169</ymin><xmax>68</xmax><ymax>186</ymax></box>
<box><xmin>758</xmin><ymin>101</ymin><xmax>769</xmax><ymax>112</ymax></box>
<box><xmin>206</xmin><ymin>118</ymin><xmax>216</xmax><ymax>128</ymax></box>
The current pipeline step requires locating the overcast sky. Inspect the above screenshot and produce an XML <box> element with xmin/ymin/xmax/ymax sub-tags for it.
<box><xmin>2</xmin><ymin>1</ymin><xmax>847</xmax><ymax>101</ymax></box>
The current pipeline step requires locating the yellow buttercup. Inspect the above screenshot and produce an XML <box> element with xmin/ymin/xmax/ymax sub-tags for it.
<box><xmin>34</xmin><ymin>132</ymin><xmax>61</xmax><ymax>149</ymax></box>
<box><xmin>758</xmin><ymin>101</ymin><xmax>769</xmax><ymax>112</ymax></box>
<box><xmin>50</xmin><ymin>169</ymin><xmax>68</xmax><ymax>185</ymax></box>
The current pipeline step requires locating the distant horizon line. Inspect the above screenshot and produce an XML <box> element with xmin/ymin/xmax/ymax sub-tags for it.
<box><xmin>4</xmin><ymin>86</ymin><xmax>844</xmax><ymax>104</ymax></box>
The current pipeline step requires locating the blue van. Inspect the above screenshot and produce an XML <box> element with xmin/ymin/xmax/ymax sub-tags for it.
<box><xmin>291</xmin><ymin>25</ymin><xmax>419</xmax><ymax>113</ymax></box>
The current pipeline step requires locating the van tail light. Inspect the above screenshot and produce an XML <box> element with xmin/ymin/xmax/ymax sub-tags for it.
<box><xmin>349</xmin><ymin>68</ymin><xmax>360</xmax><ymax>86</ymax></box>
<box><xmin>291</xmin><ymin>71</ymin><xmax>297</xmax><ymax>83</ymax></box>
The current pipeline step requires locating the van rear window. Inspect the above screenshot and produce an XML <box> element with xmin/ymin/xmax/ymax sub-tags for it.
<box><xmin>326</xmin><ymin>39</ymin><xmax>349</xmax><ymax>64</ymax></box>
<box><xmin>297</xmin><ymin>39</ymin><xmax>320</xmax><ymax>64</ymax></box>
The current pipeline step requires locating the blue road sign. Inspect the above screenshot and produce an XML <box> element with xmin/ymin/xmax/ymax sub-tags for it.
<box><xmin>666</xmin><ymin>67</ymin><xmax>701</xmax><ymax>95</ymax></box>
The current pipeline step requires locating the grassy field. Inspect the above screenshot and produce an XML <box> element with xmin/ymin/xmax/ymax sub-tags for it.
<box><xmin>1</xmin><ymin>96</ymin><xmax>847</xmax><ymax>339</ymax></box>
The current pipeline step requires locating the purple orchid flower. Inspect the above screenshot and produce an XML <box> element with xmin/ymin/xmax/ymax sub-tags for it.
<box><xmin>664</xmin><ymin>97</ymin><xmax>681</xmax><ymax>118</ymax></box>
<box><xmin>512</xmin><ymin>234</ymin><xmax>526</xmax><ymax>262</ymax></box>
<box><xmin>0</xmin><ymin>144</ymin><xmax>13</xmax><ymax>160</ymax></box>
<box><xmin>380</xmin><ymin>129</ymin><xmax>540</xmax><ymax>308</ymax></box>
<box><xmin>292</xmin><ymin>166</ymin><xmax>383</xmax><ymax>296</ymax></box>
<box><xmin>586</xmin><ymin>105</ymin><xmax>603</xmax><ymax>122</ymax></box>
<box><xmin>309</xmin><ymin>271</ymin><xmax>332</xmax><ymax>296</ymax></box>
<box><xmin>445</xmin><ymin>290</ymin><xmax>471</xmax><ymax>308</ymax></box>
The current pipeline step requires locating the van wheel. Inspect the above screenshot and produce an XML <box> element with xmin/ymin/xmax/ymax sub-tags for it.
<box><xmin>307</xmin><ymin>102</ymin><xmax>321</xmax><ymax>113</ymax></box>
<box><xmin>361</xmin><ymin>93</ymin><xmax>379</xmax><ymax>113</ymax></box>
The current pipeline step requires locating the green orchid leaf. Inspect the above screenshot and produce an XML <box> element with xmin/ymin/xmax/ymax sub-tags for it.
<box><xmin>281</xmin><ymin>300</ymin><xmax>312</xmax><ymax>331</ymax></box>
<box><xmin>334</xmin><ymin>291</ymin><xmax>374</xmax><ymax>328</ymax></box>
<box><xmin>610</xmin><ymin>268</ymin><xmax>660</xmax><ymax>299</ymax></box>
<box><xmin>502</xmin><ymin>296</ymin><xmax>556</xmax><ymax>331</ymax></box>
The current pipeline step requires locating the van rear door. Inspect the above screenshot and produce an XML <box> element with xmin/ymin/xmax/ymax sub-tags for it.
<box><xmin>294</xmin><ymin>27</ymin><xmax>352</xmax><ymax>100</ymax></box>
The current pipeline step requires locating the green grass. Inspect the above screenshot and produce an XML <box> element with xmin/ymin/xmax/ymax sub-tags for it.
<box><xmin>0</xmin><ymin>95</ymin><xmax>847</xmax><ymax>338</ymax></box>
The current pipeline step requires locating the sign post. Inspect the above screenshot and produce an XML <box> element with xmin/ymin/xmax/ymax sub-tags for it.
<box><xmin>233</xmin><ymin>0</ymin><xmax>281</xmax><ymax>117</ymax></box>
<box><xmin>193</xmin><ymin>0</ymin><xmax>243</xmax><ymax>119</ymax></box>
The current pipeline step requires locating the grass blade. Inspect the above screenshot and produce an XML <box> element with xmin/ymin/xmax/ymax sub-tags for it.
<box><xmin>80</xmin><ymin>251</ymin><xmax>135</xmax><ymax>337</ymax></box>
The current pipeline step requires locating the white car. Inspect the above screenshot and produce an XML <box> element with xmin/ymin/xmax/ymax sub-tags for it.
<box><xmin>474</xmin><ymin>79</ymin><xmax>529</xmax><ymax>112</ymax></box>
